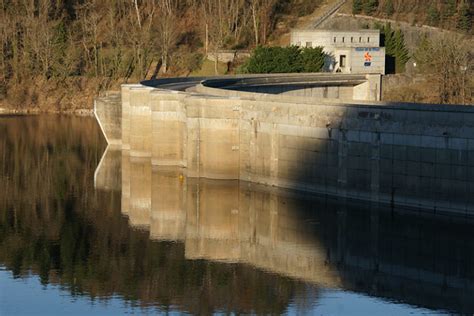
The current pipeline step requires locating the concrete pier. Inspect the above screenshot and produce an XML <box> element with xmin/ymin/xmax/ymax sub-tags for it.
<box><xmin>95</xmin><ymin>73</ymin><xmax>474</xmax><ymax>215</ymax></box>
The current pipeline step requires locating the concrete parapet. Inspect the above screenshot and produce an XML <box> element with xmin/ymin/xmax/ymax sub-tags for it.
<box><xmin>150</xmin><ymin>91</ymin><xmax>187</xmax><ymax>166</ymax></box>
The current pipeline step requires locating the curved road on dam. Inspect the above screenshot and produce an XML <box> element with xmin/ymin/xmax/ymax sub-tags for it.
<box><xmin>140</xmin><ymin>73</ymin><xmax>370</xmax><ymax>94</ymax></box>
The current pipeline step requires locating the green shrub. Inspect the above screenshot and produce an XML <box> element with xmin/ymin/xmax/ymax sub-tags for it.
<box><xmin>239</xmin><ymin>46</ymin><xmax>325</xmax><ymax>74</ymax></box>
<box><xmin>300</xmin><ymin>47</ymin><xmax>325</xmax><ymax>72</ymax></box>
<box><xmin>353</xmin><ymin>0</ymin><xmax>363</xmax><ymax>14</ymax></box>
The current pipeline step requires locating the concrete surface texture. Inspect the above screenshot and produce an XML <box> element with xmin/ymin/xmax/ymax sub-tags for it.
<box><xmin>94</xmin><ymin>74</ymin><xmax>474</xmax><ymax>215</ymax></box>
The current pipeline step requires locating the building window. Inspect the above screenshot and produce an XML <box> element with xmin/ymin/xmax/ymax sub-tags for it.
<box><xmin>351</xmin><ymin>37</ymin><xmax>353</xmax><ymax>43</ymax></box>
<box><xmin>342</xmin><ymin>37</ymin><xmax>345</xmax><ymax>43</ymax></box>
<box><xmin>306</xmin><ymin>41</ymin><xmax>312</xmax><ymax>47</ymax></box>
<box><xmin>339</xmin><ymin>55</ymin><xmax>346</xmax><ymax>68</ymax></box>
<box><xmin>368</xmin><ymin>37</ymin><xmax>370</xmax><ymax>43</ymax></box>
<box><xmin>334</xmin><ymin>37</ymin><xmax>336</xmax><ymax>43</ymax></box>
<box><xmin>359</xmin><ymin>37</ymin><xmax>362</xmax><ymax>42</ymax></box>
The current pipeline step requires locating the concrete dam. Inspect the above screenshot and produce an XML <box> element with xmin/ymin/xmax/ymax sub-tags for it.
<box><xmin>95</xmin><ymin>73</ymin><xmax>474</xmax><ymax>216</ymax></box>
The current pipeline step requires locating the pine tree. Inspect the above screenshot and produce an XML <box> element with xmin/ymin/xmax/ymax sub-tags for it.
<box><xmin>427</xmin><ymin>4</ymin><xmax>440</xmax><ymax>26</ymax></box>
<box><xmin>442</xmin><ymin>0</ymin><xmax>457</xmax><ymax>22</ymax></box>
<box><xmin>363</xmin><ymin>0</ymin><xmax>378</xmax><ymax>15</ymax></box>
<box><xmin>393</xmin><ymin>30</ymin><xmax>410</xmax><ymax>73</ymax></box>
<box><xmin>381</xmin><ymin>23</ymin><xmax>409</xmax><ymax>73</ymax></box>
<box><xmin>382</xmin><ymin>23</ymin><xmax>395</xmax><ymax>55</ymax></box>
<box><xmin>352</xmin><ymin>0</ymin><xmax>363</xmax><ymax>14</ymax></box>
<box><xmin>457</xmin><ymin>3</ymin><xmax>472</xmax><ymax>32</ymax></box>
<box><xmin>384</xmin><ymin>0</ymin><xmax>394</xmax><ymax>16</ymax></box>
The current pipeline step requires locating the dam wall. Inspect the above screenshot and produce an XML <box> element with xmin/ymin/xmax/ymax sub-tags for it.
<box><xmin>95</xmin><ymin>74</ymin><xmax>474</xmax><ymax>215</ymax></box>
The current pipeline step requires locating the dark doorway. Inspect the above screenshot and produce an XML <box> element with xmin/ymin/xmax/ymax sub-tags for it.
<box><xmin>339</xmin><ymin>55</ymin><xmax>347</xmax><ymax>68</ymax></box>
<box><xmin>385</xmin><ymin>55</ymin><xmax>396</xmax><ymax>74</ymax></box>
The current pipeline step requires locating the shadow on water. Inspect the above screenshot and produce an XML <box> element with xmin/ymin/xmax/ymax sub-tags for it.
<box><xmin>2</xmin><ymin>115</ymin><xmax>474</xmax><ymax>314</ymax></box>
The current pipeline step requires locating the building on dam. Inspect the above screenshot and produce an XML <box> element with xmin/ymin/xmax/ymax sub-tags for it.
<box><xmin>290</xmin><ymin>29</ymin><xmax>385</xmax><ymax>74</ymax></box>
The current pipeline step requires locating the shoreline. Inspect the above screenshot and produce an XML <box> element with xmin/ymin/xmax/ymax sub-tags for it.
<box><xmin>0</xmin><ymin>108</ymin><xmax>94</xmax><ymax>117</ymax></box>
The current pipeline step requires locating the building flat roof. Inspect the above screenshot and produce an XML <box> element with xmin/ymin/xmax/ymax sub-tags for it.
<box><xmin>291</xmin><ymin>29</ymin><xmax>380</xmax><ymax>34</ymax></box>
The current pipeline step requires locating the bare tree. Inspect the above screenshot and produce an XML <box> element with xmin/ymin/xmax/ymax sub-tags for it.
<box><xmin>414</xmin><ymin>34</ymin><xmax>473</xmax><ymax>104</ymax></box>
<box><xmin>249</xmin><ymin>0</ymin><xmax>276</xmax><ymax>46</ymax></box>
<box><xmin>156</xmin><ymin>0</ymin><xmax>178</xmax><ymax>74</ymax></box>
<box><xmin>202</xmin><ymin>0</ymin><xmax>248</xmax><ymax>74</ymax></box>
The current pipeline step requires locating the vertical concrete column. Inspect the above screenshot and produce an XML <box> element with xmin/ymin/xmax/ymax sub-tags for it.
<box><xmin>270</xmin><ymin>123</ymin><xmax>280</xmax><ymax>186</ymax></box>
<box><xmin>129</xmin><ymin>157</ymin><xmax>152</xmax><ymax>228</ymax></box>
<box><xmin>94</xmin><ymin>93</ymin><xmax>122</xmax><ymax>146</ymax></box>
<box><xmin>238</xmin><ymin>102</ymin><xmax>252</xmax><ymax>182</ymax></box>
<box><xmin>121</xmin><ymin>84</ymin><xmax>141</xmax><ymax>150</ymax></box>
<box><xmin>337</xmin><ymin>128</ymin><xmax>348</xmax><ymax>198</ymax></box>
<box><xmin>368</xmin><ymin>74</ymin><xmax>382</xmax><ymax>101</ymax></box>
<box><xmin>249</xmin><ymin>118</ymin><xmax>257</xmax><ymax>181</ymax></box>
<box><xmin>185</xmin><ymin>97</ymin><xmax>200</xmax><ymax>178</ymax></box>
<box><xmin>353</xmin><ymin>75</ymin><xmax>382</xmax><ymax>101</ymax></box>
<box><xmin>371</xmin><ymin>131</ymin><xmax>381</xmax><ymax>203</ymax></box>
<box><xmin>204</xmin><ymin>98</ymin><xmax>240</xmax><ymax>179</ymax></box>
<box><xmin>150</xmin><ymin>91</ymin><xmax>187</xmax><ymax>166</ymax></box>
<box><xmin>188</xmin><ymin>97</ymin><xmax>241</xmax><ymax>179</ymax></box>
<box><xmin>129</xmin><ymin>87</ymin><xmax>153</xmax><ymax>158</ymax></box>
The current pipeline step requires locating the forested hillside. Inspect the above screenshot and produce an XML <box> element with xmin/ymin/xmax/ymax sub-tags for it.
<box><xmin>0</xmin><ymin>0</ymin><xmax>323</xmax><ymax>111</ymax></box>
<box><xmin>0</xmin><ymin>0</ymin><xmax>472</xmax><ymax>111</ymax></box>
<box><xmin>351</xmin><ymin>0</ymin><xmax>472</xmax><ymax>33</ymax></box>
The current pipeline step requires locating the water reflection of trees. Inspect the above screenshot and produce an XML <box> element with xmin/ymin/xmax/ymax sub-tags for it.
<box><xmin>0</xmin><ymin>115</ymin><xmax>309</xmax><ymax>315</ymax></box>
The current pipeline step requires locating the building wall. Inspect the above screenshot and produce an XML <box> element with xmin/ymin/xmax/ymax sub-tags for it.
<box><xmin>349</xmin><ymin>47</ymin><xmax>385</xmax><ymax>74</ymax></box>
<box><xmin>291</xmin><ymin>30</ymin><xmax>385</xmax><ymax>74</ymax></box>
<box><xmin>290</xmin><ymin>30</ymin><xmax>380</xmax><ymax>48</ymax></box>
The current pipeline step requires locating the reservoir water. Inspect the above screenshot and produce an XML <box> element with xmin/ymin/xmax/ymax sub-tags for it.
<box><xmin>1</xmin><ymin>115</ymin><xmax>473</xmax><ymax>315</ymax></box>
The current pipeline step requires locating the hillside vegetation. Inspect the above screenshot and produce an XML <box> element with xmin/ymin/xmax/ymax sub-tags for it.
<box><xmin>351</xmin><ymin>0</ymin><xmax>472</xmax><ymax>33</ymax></box>
<box><xmin>0</xmin><ymin>0</ymin><xmax>324</xmax><ymax>111</ymax></box>
<box><xmin>0</xmin><ymin>0</ymin><xmax>472</xmax><ymax>111</ymax></box>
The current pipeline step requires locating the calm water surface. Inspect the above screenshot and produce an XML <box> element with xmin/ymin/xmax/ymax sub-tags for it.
<box><xmin>1</xmin><ymin>115</ymin><xmax>473</xmax><ymax>315</ymax></box>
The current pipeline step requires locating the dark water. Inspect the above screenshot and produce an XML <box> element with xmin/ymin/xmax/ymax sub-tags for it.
<box><xmin>1</xmin><ymin>115</ymin><xmax>473</xmax><ymax>315</ymax></box>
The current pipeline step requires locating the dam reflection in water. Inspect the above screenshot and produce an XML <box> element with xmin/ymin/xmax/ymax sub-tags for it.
<box><xmin>97</xmin><ymin>144</ymin><xmax>474</xmax><ymax>314</ymax></box>
<box><xmin>1</xmin><ymin>116</ymin><xmax>474</xmax><ymax>315</ymax></box>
